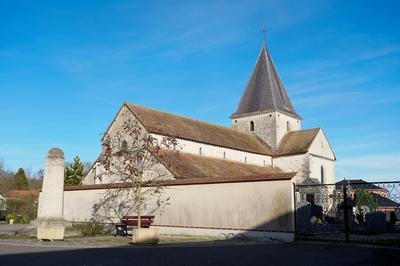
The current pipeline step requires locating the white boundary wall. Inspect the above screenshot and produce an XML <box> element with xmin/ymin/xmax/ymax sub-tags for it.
<box><xmin>61</xmin><ymin>179</ymin><xmax>295</xmax><ymax>241</ymax></box>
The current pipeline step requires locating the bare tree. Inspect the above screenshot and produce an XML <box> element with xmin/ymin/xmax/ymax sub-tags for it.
<box><xmin>92</xmin><ymin>117</ymin><xmax>177</xmax><ymax>231</ymax></box>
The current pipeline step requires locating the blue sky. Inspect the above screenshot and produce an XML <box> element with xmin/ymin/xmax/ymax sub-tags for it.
<box><xmin>0</xmin><ymin>0</ymin><xmax>399</xmax><ymax>181</ymax></box>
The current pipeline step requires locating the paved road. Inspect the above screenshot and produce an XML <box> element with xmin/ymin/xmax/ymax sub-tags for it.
<box><xmin>0</xmin><ymin>224</ymin><xmax>33</xmax><ymax>234</ymax></box>
<box><xmin>0</xmin><ymin>241</ymin><xmax>399</xmax><ymax>266</ymax></box>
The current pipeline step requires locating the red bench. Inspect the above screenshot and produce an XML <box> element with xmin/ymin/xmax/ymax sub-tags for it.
<box><xmin>115</xmin><ymin>215</ymin><xmax>155</xmax><ymax>236</ymax></box>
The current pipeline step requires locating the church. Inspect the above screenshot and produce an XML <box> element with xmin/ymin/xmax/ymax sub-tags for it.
<box><xmin>84</xmin><ymin>41</ymin><xmax>336</xmax><ymax>186</ymax></box>
<box><xmin>50</xmin><ymin>41</ymin><xmax>336</xmax><ymax>241</ymax></box>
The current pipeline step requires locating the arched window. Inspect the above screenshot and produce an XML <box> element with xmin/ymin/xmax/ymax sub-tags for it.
<box><xmin>199</xmin><ymin>147</ymin><xmax>202</xmax><ymax>156</ymax></box>
<box><xmin>287</xmin><ymin>121</ymin><xmax>291</xmax><ymax>131</ymax></box>
<box><xmin>244</xmin><ymin>156</ymin><xmax>247</xmax><ymax>163</ymax></box>
<box><xmin>223</xmin><ymin>151</ymin><xmax>226</xmax><ymax>159</ymax></box>
<box><xmin>250</xmin><ymin>121</ymin><xmax>254</xmax><ymax>131</ymax></box>
<box><xmin>321</xmin><ymin>166</ymin><xmax>325</xmax><ymax>184</ymax></box>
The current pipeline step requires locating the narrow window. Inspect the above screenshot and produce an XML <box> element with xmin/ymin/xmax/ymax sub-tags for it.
<box><xmin>244</xmin><ymin>157</ymin><xmax>247</xmax><ymax>163</ymax></box>
<box><xmin>223</xmin><ymin>151</ymin><xmax>226</xmax><ymax>159</ymax></box>
<box><xmin>287</xmin><ymin>121</ymin><xmax>291</xmax><ymax>131</ymax></box>
<box><xmin>121</xmin><ymin>140</ymin><xmax>128</xmax><ymax>151</ymax></box>
<box><xmin>263</xmin><ymin>160</ymin><xmax>266</xmax><ymax>166</ymax></box>
<box><xmin>199</xmin><ymin>147</ymin><xmax>202</xmax><ymax>156</ymax></box>
<box><xmin>321</xmin><ymin>166</ymin><xmax>325</xmax><ymax>184</ymax></box>
<box><xmin>250</xmin><ymin>121</ymin><xmax>254</xmax><ymax>131</ymax></box>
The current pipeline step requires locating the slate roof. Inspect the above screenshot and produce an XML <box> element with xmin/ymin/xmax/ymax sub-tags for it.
<box><xmin>154</xmin><ymin>149</ymin><xmax>295</xmax><ymax>180</ymax></box>
<box><xmin>274</xmin><ymin>128</ymin><xmax>320</xmax><ymax>156</ymax></box>
<box><xmin>126</xmin><ymin>103</ymin><xmax>272</xmax><ymax>155</ymax></box>
<box><xmin>231</xmin><ymin>43</ymin><xmax>300</xmax><ymax>119</ymax></box>
<box><xmin>372</xmin><ymin>193</ymin><xmax>400</xmax><ymax>209</ymax></box>
<box><xmin>335</xmin><ymin>179</ymin><xmax>387</xmax><ymax>191</ymax></box>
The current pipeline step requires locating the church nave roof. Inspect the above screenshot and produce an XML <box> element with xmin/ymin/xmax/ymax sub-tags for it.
<box><xmin>126</xmin><ymin>103</ymin><xmax>272</xmax><ymax>155</ymax></box>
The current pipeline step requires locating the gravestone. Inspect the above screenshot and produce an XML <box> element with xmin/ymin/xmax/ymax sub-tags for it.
<box><xmin>365</xmin><ymin>212</ymin><xmax>386</xmax><ymax>233</ymax></box>
<box><xmin>296</xmin><ymin>201</ymin><xmax>312</xmax><ymax>232</ymax></box>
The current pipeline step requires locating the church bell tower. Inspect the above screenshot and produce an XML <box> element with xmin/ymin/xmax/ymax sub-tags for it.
<box><xmin>231</xmin><ymin>41</ymin><xmax>301</xmax><ymax>149</ymax></box>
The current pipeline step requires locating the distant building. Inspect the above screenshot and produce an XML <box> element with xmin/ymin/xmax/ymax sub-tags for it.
<box><xmin>336</xmin><ymin>179</ymin><xmax>400</xmax><ymax>212</ymax></box>
<box><xmin>6</xmin><ymin>189</ymin><xmax>39</xmax><ymax>199</ymax></box>
<box><xmin>0</xmin><ymin>194</ymin><xmax>6</xmax><ymax>211</ymax></box>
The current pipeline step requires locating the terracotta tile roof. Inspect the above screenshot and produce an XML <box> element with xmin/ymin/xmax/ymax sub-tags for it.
<box><xmin>126</xmin><ymin>103</ymin><xmax>272</xmax><ymax>155</ymax></box>
<box><xmin>65</xmin><ymin>169</ymin><xmax>295</xmax><ymax>191</ymax></box>
<box><xmin>154</xmin><ymin>149</ymin><xmax>290</xmax><ymax>179</ymax></box>
<box><xmin>274</xmin><ymin>128</ymin><xmax>320</xmax><ymax>156</ymax></box>
<box><xmin>65</xmin><ymin>172</ymin><xmax>295</xmax><ymax>192</ymax></box>
<box><xmin>6</xmin><ymin>189</ymin><xmax>39</xmax><ymax>198</ymax></box>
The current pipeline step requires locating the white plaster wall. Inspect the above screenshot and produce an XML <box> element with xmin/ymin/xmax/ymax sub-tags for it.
<box><xmin>158</xmin><ymin>180</ymin><xmax>294</xmax><ymax>232</ymax></box>
<box><xmin>152</xmin><ymin>134</ymin><xmax>272</xmax><ymax>167</ymax></box>
<box><xmin>232</xmin><ymin>111</ymin><xmax>301</xmax><ymax>149</ymax></box>
<box><xmin>308</xmin><ymin>130</ymin><xmax>336</xmax><ymax>184</ymax></box>
<box><xmin>63</xmin><ymin>189</ymin><xmax>105</xmax><ymax>222</ymax></box>
<box><xmin>273</xmin><ymin>154</ymin><xmax>307</xmax><ymax>184</ymax></box>
<box><xmin>309</xmin><ymin>130</ymin><xmax>335</xmax><ymax>160</ymax></box>
<box><xmin>62</xmin><ymin>180</ymin><xmax>295</xmax><ymax>236</ymax></box>
<box><xmin>309</xmin><ymin>155</ymin><xmax>336</xmax><ymax>184</ymax></box>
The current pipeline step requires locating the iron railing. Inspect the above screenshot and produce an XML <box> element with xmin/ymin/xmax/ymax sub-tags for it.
<box><xmin>294</xmin><ymin>181</ymin><xmax>400</xmax><ymax>245</ymax></box>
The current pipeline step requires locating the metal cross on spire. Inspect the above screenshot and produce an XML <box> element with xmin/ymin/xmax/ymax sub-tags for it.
<box><xmin>261</xmin><ymin>25</ymin><xmax>267</xmax><ymax>45</ymax></box>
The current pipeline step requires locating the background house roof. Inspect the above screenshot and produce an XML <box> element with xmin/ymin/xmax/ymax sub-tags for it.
<box><xmin>126</xmin><ymin>103</ymin><xmax>272</xmax><ymax>155</ymax></box>
<box><xmin>335</xmin><ymin>179</ymin><xmax>386</xmax><ymax>191</ymax></box>
<box><xmin>6</xmin><ymin>189</ymin><xmax>39</xmax><ymax>198</ymax></box>
<box><xmin>372</xmin><ymin>193</ymin><xmax>400</xmax><ymax>208</ymax></box>
<box><xmin>231</xmin><ymin>43</ymin><xmax>299</xmax><ymax>119</ymax></box>
<box><xmin>155</xmin><ymin>149</ymin><xmax>295</xmax><ymax>180</ymax></box>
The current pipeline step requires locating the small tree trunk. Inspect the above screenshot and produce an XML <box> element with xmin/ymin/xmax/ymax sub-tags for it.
<box><xmin>137</xmin><ymin>176</ymin><xmax>142</xmax><ymax>237</ymax></box>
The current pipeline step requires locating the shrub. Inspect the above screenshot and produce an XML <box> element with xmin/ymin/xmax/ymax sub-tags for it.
<box><xmin>5</xmin><ymin>197</ymin><xmax>37</xmax><ymax>224</ymax></box>
<box><xmin>6</xmin><ymin>213</ymin><xmax>16</xmax><ymax>224</ymax></box>
<box><xmin>73</xmin><ymin>222</ymin><xmax>107</xmax><ymax>237</ymax></box>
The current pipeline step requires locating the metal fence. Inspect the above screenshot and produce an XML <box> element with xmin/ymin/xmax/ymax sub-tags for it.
<box><xmin>294</xmin><ymin>181</ymin><xmax>400</xmax><ymax>245</ymax></box>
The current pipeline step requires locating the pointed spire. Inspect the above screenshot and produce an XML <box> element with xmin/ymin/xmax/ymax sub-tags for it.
<box><xmin>231</xmin><ymin>41</ymin><xmax>300</xmax><ymax>119</ymax></box>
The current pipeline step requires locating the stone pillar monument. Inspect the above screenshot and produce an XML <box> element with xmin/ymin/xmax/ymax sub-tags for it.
<box><xmin>37</xmin><ymin>148</ymin><xmax>66</xmax><ymax>240</ymax></box>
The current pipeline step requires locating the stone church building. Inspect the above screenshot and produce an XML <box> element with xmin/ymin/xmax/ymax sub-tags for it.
<box><xmin>43</xmin><ymin>42</ymin><xmax>336</xmax><ymax>241</ymax></box>
<box><xmin>84</xmin><ymin>42</ymin><xmax>336</xmax><ymax>186</ymax></box>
